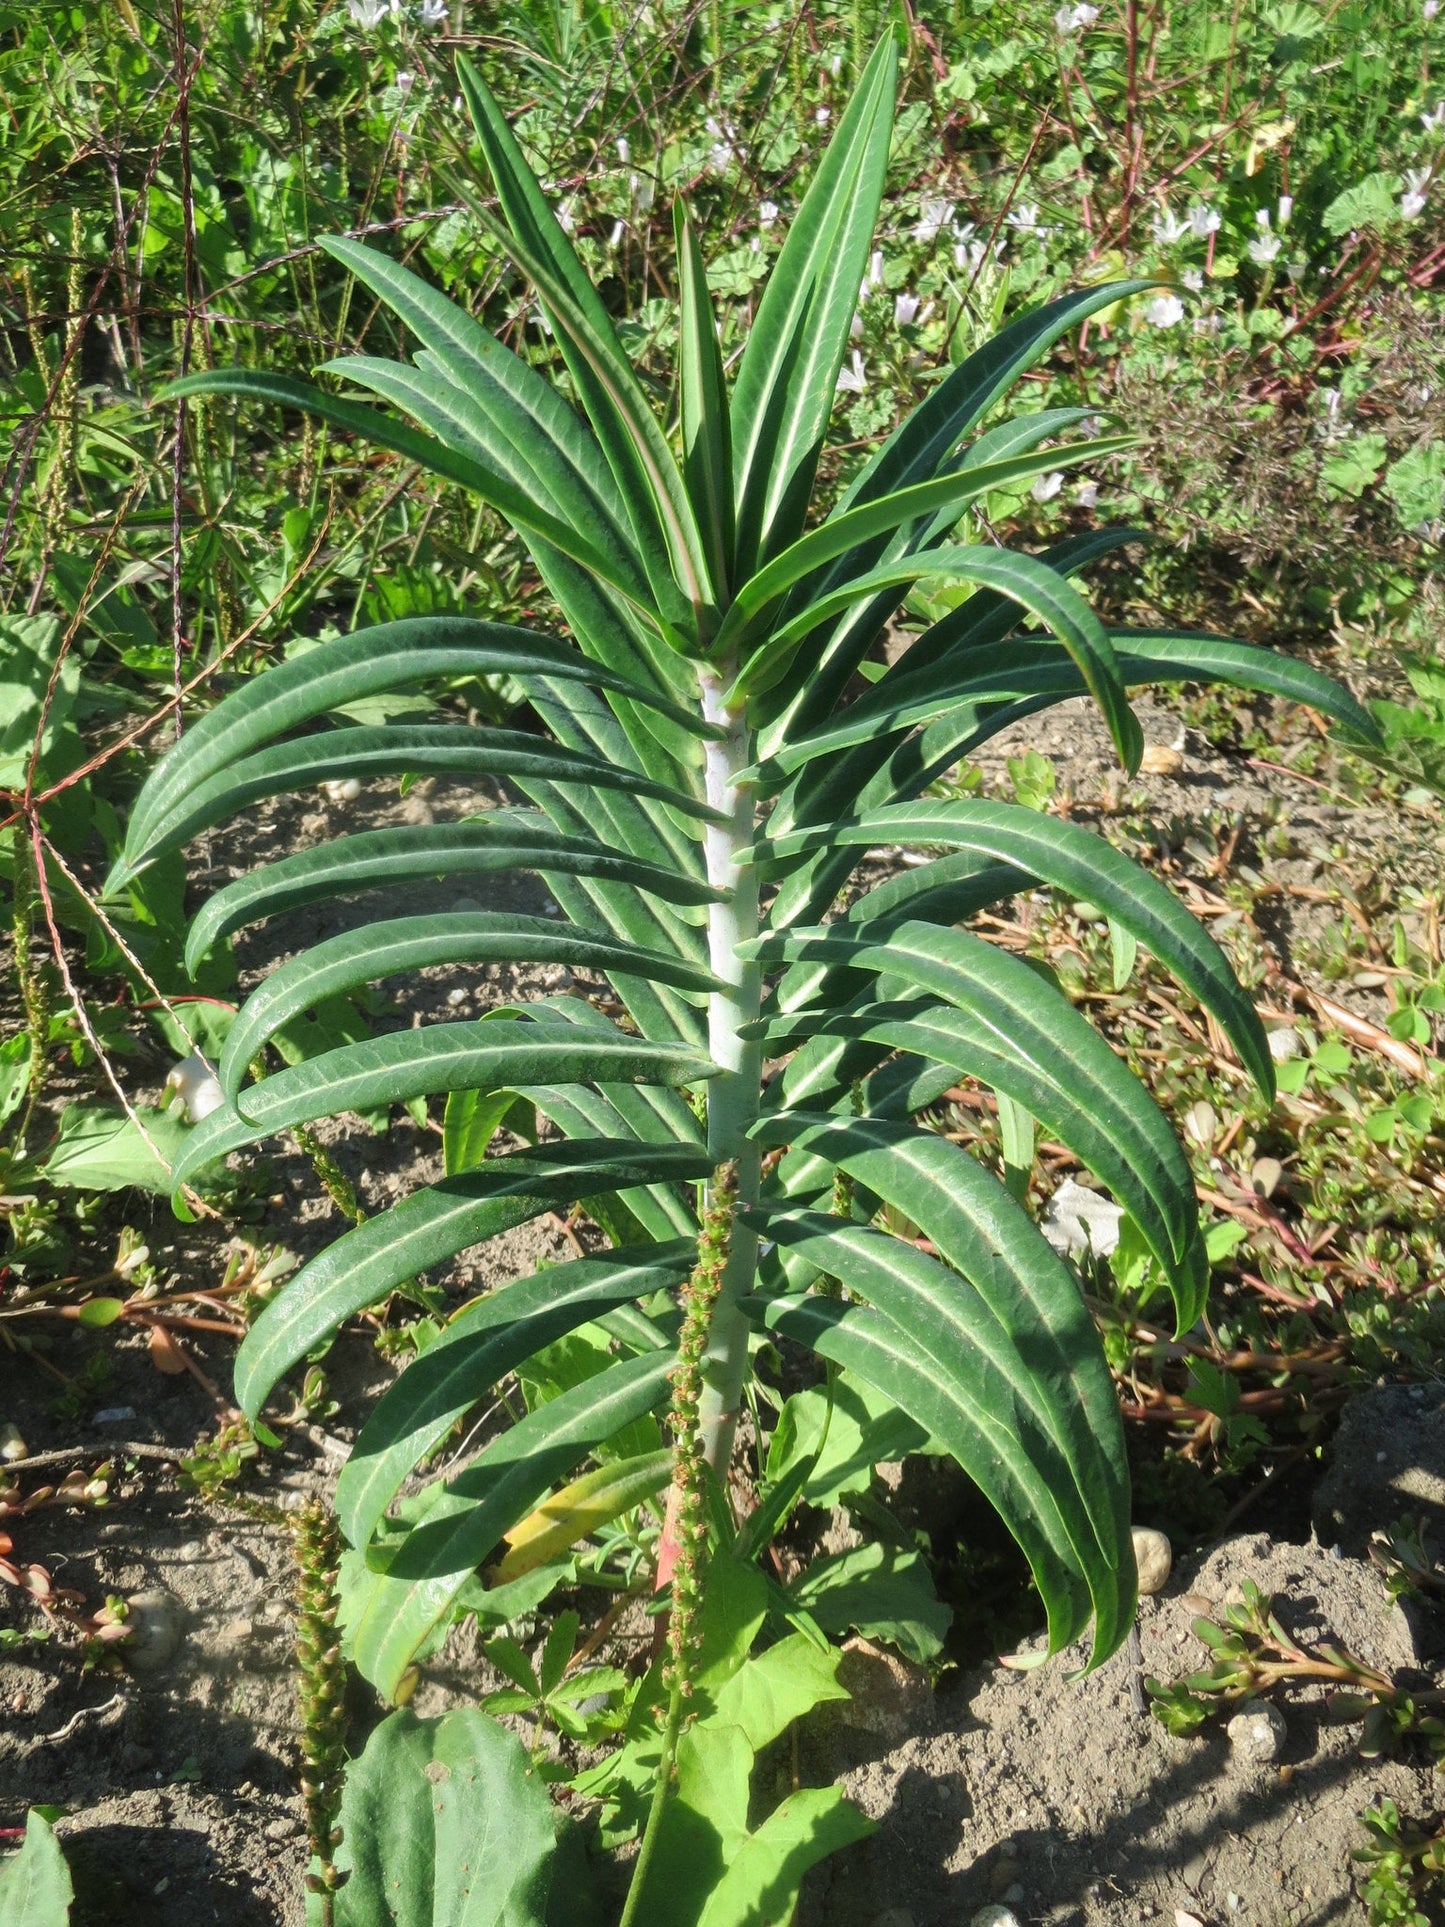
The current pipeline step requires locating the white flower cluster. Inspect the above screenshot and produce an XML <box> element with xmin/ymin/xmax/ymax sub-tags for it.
<box><xmin>348</xmin><ymin>0</ymin><xmax>447</xmax><ymax>24</ymax></box>
<box><xmin>1053</xmin><ymin>2</ymin><xmax>1100</xmax><ymax>32</ymax></box>
<box><xmin>1402</xmin><ymin>167</ymin><xmax>1432</xmax><ymax>220</ymax></box>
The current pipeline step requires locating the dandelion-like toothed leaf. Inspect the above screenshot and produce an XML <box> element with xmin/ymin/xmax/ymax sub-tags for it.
<box><xmin>336</xmin><ymin>1243</ymin><xmax>696</xmax><ymax>1550</ymax></box>
<box><xmin>181</xmin><ymin>815</ymin><xmax>722</xmax><ymax>973</ymax></box>
<box><xmin>233</xmin><ymin>1149</ymin><xmax>709</xmax><ymax>1419</ymax></box>
<box><xmin>217</xmin><ymin>914</ymin><xmax>722</xmax><ymax>1099</ymax></box>
<box><xmin>728</xmin><ymin>30</ymin><xmax>899</xmax><ymax>576</ymax></box>
<box><xmin>174</xmin><ymin>1027</ymin><xmax>716</xmax><ymax>1192</ymax></box>
<box><xmin>343</xmin><ymin>1350</ymin><xmax>673</xmax><ymax>1700</ymax></box>
<box><xmin>755</xmin><ymin>799</ymin><xmax>1273</xmax><ymax>1099</ymax></box>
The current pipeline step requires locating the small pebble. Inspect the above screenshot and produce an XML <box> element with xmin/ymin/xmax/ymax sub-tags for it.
<box><xmin>1132</xmin><ymin>1526</ymin><xmax>1173</xmax><ymax>1594</ymax></box>
<box><xmin>1227</xmin><ymin>1701</ymin><xmax>1286</xmax><ymax>1764</ymax></box>
<box><xmin>970</xmin><ymin>1909</ymin><xmax>1021</xmax><ymax>1927</ymax></box>
<box><xmin>446</xmin><ymin>987</ymin><xmax>469</xmax><ymax>1006</ymax></box>
<box><xmin>1140</xmin><ymin>744</ymin><xmax>1184</xmax><ymax>776</ymax></box>
<box><xmin>123</xmin><ymin>1588</ymin><xmax>187</xmax><ymax>1675</ymax></box>
<box><xmin>323</xmin><ymin>777</ymin><xmax>362</xmax><ymax>804</ymax></box>
<box><xmin>1267</xmin><ymin>1027</ymin><xmax>1300</xmax><ymax>1063</ymax></box>
<box><xmin>0</xmin><ymin>1422</ymin><xmax>28</xmax><ymax>1463</ymax></box>
<box><xmin>93</xmin><ymin>1407</ymin><xmax>138</xmax><ymax>1426</ymax></box>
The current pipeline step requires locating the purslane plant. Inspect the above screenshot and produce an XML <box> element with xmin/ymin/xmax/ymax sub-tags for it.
<box><xmin>116</xmin><ymin>28</ymin><xmax>1376</xmax><ymax>1923</ymax></box>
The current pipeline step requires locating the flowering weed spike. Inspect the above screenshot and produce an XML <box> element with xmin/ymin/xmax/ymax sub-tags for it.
<box><xmin>293</xmin><ymin>1501</ymin><xmax>349</xmax><ymax>1917</ymax></box>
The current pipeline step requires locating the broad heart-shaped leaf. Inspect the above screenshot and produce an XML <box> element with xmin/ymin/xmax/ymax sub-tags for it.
<box><xmin>754</xmin><ymin>798</ymin><xmax>1274</xmax><ymax>1100</ymax></box>
<box><xmin>133</xmin><ymin>723</ymin><xmax>721</xmax><ymax>871</ymax></box>
<box><xmin>0</xmin><ymin>1811</ymin><xmax>73</xmax><ymax>1927</ymax></box>
<box><xmin>691</xmin><ymin>1788</ymin><xmax>872</xmax><ymax>1927</ymax></box>
<box><xmin>728</xmin><ymin>29</ymin><xmax>898</xmax><ymax>578</ymax></box>
<box><xmin>327</xmin><ymin>1707</ymin><xmax>557</xmax><ymax>1927</ymax></box>
<box><xmin>181</xmin><ymin>814</ymin><xmax>720</xmax><ymax>973</ymax></box>
<box><xmin>233</xmin><ymin>1149</ymin><xmax>707</xmax><ymax>1418</ymax></box>
<box><xmin>121</xmin><ymin>618</ymin><xmax>719</xmax><ymax>876</ymax></box>
<box><xmin>336</xmin><ymin>1242</ymin><xmax>694</xmax><ymax>1551</ymax></box>
<box><xmin>341</xmin><ymin>1351</ymin><xmax>672</xmax><ymax>1700</ymax></box>
<box><xmin>218</xmin><ymin>914</ymin><xmax>720</xmax><ymax>1099</ymax></box>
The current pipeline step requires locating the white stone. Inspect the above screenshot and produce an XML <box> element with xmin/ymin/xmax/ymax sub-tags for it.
<box><xmin>1132</xmin><ymin>1526</ymin><xmax>1173</xmax><ymax>1594</ymax></box>
<box><xmin>1227</xmin><ymin>1700</ymin><xmax>1286</xmax><ymax>1763</ymax></box>
<box><xmin>970</xmin><ymin>1910</ymin><xmax>1021</xmax><ymax>1927</ymax></box>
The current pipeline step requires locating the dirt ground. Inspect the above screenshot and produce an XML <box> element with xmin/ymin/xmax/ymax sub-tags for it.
<box><xmin>4</xmin><ymin>680</ymin><xmax>1444</xmax><ymax>1923</ymax></box>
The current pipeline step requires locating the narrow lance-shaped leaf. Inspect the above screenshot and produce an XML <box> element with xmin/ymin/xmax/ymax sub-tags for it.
<box><xmin>674</xmin><ymin>203</ymin><xmax>735</xmax><ymax>601</ymax></box>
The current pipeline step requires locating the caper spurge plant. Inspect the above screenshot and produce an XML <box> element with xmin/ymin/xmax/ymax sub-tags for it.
<box><xmin>124</xmin><ymin>18</ymin><xmax>1370</xmax><ymax>1784</ymax></box>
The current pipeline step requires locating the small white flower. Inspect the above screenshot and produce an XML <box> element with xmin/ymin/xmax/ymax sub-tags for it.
<box><xmin>616</xmin><ymin>136</ymin><xmax>631</xmax><ymax>165</ymax></box>
<box><xmin>750</xmin><ymin>235</ymin><xmax>761</xmax><ymax>253</ymax></box>
<box><xmin>1143</xmin><ymin>292</ymin><xmax>1185</xmax><ymax>327</ymax></box>
<box><xmin>815</xmin><ymin>106</ymin><xmax>831</xmax><ymax>126</ymax></box>
<box><xmin>1246</xmin><ymin>231</ymin><xmax>1282</xmax><ymax>264</ymax></box>
<box><xmin>1150</xmin><ymin>207</ymin><xmax>1189</xmax><ymax>245</ymax></box>
<box><xmin>867</xmin><ymin>248</ymin><xmax>885</xmax><ymax>289</ymax></box>
<box><xmin>1426</xmin><ymin>1</ymin><xmax>1440</xmax><ymax>21</ymax></box>
<box><xmin>705</xmin><ymin>115</ymin><xmax>736</xmax><ymax>171</ymax></box>
<box><xmin>849</xmin><ymin>310</ymin><xmax>863</xmax><ymax>338</ymax></box>
<box><xmin>556</xmin><ymin>199</ymin><xmax>576</xmax><ymax>233</ymax></box>
<box><xmin>1032</xmin><ymin>470</ymin><xmax>1065</xmax><ymax>502</ymax></box>
<box><xmin>1277</xmin><ymin>194</ymin><xmax>1293</xmax><ymax>225</ymax></box>
<box><xmin>1188</xmin><ymin>204</ymin><xmax>1221</xmax><ymax>238</ymax></box>
<box><xmin>1080</xmin><ymin>414</ymin><xmax>1103</xmax><ymax>438</ymax></box>
<box><xmin>395</xmin><ymin>68</ymin><xmax>414</xmax><ymax>93</ymax></box>
<box><xmin>1054</xmin><ymin>1</ymin><xmax>1099</xmax><ymax>30</ymax></box>
<box><xmin>164</xmin><ymin>1054</ymin><xmax>225</xmax><ymax>1125</ymax></box>
<box><xmin>418</xmin><ymin>0</ymin><xmax>447</xmax><ymax>21</ymax></box>
<box><xmin>954</xmin><ymin>237</ymin><xmax>986</xmax><ymax>270</ymax></box>
<box><xmin>1255</xmin><ymin>206</ymin><xmax>1272</xmax><ymax>229</ymax></box>
<box><xmin>1006</xmin><ymin>202</ymin><xmax>1040</xmax><ymax>232</ymax></box>
<box><xmin>893</xmin><ymin>290</ymin><xmax>921</xmax><ymax>327</ymax></box>
<box><xmin>759</xmin><ymin>199</ymin><xmax>780</xmax><ymax>227</ymax></box>
<box><xmin>835</xmin><ymin>349</ymin><xmax>867</xmax><ymax>395</ymax></box>
<box><xmin>609</xmin><ymin>220</ymin><xmax>625</xmax><ymax>247</ymax></box>
<box><xmin>631</xmin><ymin>175</ymin><xmax>655</xmax><ymax>213</ymax></box>
<box><xmin>829</xmin><ymin>52</ymin><xmax>843</xmax><ymax>77</ymax></box>
<box><xmin>347</xmin><ymin>0</ymin><xmax>390</xmax><ymax>24</ymax></box>
<box><xmin>913</xmin><ymin>196</ymin><xmax>954</xmax><ymax>242</ymax></box>
<box><xmin>1324</xmin><ymin>387</ymin><xmax>1342</xmax><ymax>417</ymax></box>
<box><xmin>1402</xmin><ymin>168</ymin><xmax>1431</xmax><ymax>219</ymax></box>
<box><xmin>1181</xmin><ymin>267</ymin><xmax>1204</xmax><ymax>293</ymax></box>
<box><xmin>1075</xmin><ymin>480</ymin><xmax>1099</xmax><ymax>508</ymax></box>
<box><xmin>1422</xmin><ymin>101</ymin><xmax>1445</xmax><ymax>133</ymax></box>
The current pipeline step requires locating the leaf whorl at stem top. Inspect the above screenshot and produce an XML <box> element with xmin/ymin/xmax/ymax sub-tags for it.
<box><xmin>664</xmin><ymin>1162</ymin><xmax>738</xmax><ymax>1694</ymax></box>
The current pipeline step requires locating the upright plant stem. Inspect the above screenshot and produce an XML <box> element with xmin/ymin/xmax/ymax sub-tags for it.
<box><xmin>617</xmin><ymin>1683</ymin><xmax>686</xmax><ymax>1927</ymax></box>
<box><xmin>694</xmin><ymin>665</ymin><xmax>761</xmax><ymax>1482</ymax></box>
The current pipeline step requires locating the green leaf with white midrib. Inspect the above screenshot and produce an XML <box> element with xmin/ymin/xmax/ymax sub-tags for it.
<box><xmin>746</xmin><ymin>1163</ymin><xmax>1129</xmax><ymax>1655</ymax></box>
<box><xmin>316</xmin><ymin>230</ymin><xmax>643</xmax><ymax>547</ymax></box>
<box><xmin>183</xmin><ymin>815</ymin><xmax>723</xmax><ymax>971</ymax></box>
<box><xmin>175</xmin><ymin>1028</ymin><xmax>716</xmax><ymax>1192</ymax></box>
<box><xmin>337</xmin><ymin>1243</ymin><xmax>695</xmax><ymax>1551</ymax></box>
<box><xmin>522</xmin><ymin>772</ymin><xmax>708</xmax><ymax>938</ymax></box>
<box><xmin>218</xmin><ymin>915</ymin><xmax>721</xmax><ymax>1099</ymax></box>
<box><xmin>344</xmin><ymin>1350</ymin><xmax>672</xmax><ymax>1701</ymax></box>
<box><xmin>754</xmin><ymin>800</ymin><xmax>1273</xmax><ymax>1097</ymax></box>
<box><xmin>233</xmin><ymin>1144</ymin><xmax>711</xmax><ymax>1418</ymax></box>
<box><xmin>718</xmin><ymin>435</ymin><xmax>1132</xmax><ymax>659</ymax></box>
<box><xmin>123</xmin><ymin>618</ymin><xmax>721</xmax><ymax>872</ymax></box>
<box><xmin>731</xmin><ymin>547</ymin><xmax>1142</xmax><ymax>778</ymax></box>
<box><xmin>765</xmin><ymin>992</ymin><xmax>1207</xmax><ymax>1327</ymax></box>
<box><xmin>728</xmin><ymin>30</ymin><xmax>899</xmax><ymax>578</ymax></box>
<box><xmin>675</xmin><ymin>204</ymin><xmax>734</xmax><ymax>598</ymax></box>
<box><xmin>136</xmin><ymin>723</ymin><xmax>721</xmax><ymax>871</ymax></box>
<box><xmin>520</xmin><ymin>1080</ymin><xmax>699</xmax><ymax>1242</ymax></box>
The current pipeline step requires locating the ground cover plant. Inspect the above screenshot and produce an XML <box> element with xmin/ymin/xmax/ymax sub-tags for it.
<box><xmin>3</xmin><ymin>4</ymin><xmax>1445</xmax><ymax>1923</ymax></box>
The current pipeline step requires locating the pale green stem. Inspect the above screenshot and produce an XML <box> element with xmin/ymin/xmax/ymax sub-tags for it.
<box><xmin>695</xmin><ymin>666</ymin><xmax>760</xmax><ymax>1481</ymax></box>
<box><xmin>617</xmin><ymin>1683</ymin><xmax>686</xmax><ymax>1927</ymax></box>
